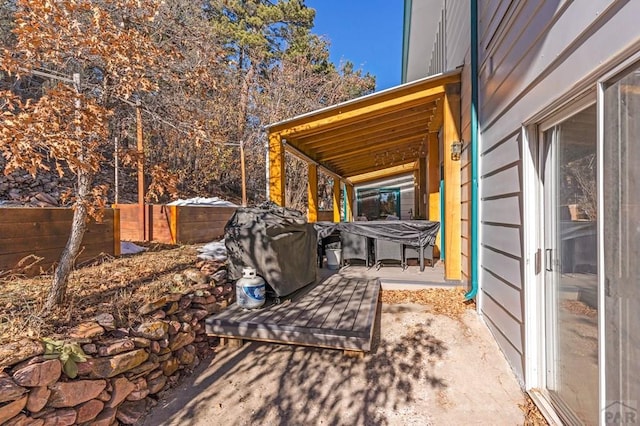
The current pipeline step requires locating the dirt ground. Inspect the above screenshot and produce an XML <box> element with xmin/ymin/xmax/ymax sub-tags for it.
<box><xmin>144</xmin><ymin>303</ymin><xmax>526</xmax><ymax>425</ymax></box>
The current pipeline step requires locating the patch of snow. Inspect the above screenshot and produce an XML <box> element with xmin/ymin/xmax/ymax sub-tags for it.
<box><xmin>197</xmin><ymin>239</ymin><xmax>227</xmax><ymax>261</ymax></box>
<box><xmin>167</xmin><ymin>197</ymin><xmax>237</xmax><ymax>207</ymax></box>
<box><xmin>121</xmin><ymin>241</ymin><xmax>147</xmax><ymax>255</ymax></box>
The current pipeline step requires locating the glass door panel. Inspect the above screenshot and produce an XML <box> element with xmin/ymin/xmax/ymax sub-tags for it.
<box><xmin>543</xmin><ymin>105</ymin><xmax>598</xmax><ymax>424</ymax></box>
<box><xmin>603</xmin><ymin>65</ymin><xmax>640</xmax><ymax>421</ymax></box>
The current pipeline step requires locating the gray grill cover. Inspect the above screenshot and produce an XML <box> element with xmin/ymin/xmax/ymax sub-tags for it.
<box><xmin>224</xmin><ymin>204</ymin><xmax>317</xmax><ymax>297</ymax></box>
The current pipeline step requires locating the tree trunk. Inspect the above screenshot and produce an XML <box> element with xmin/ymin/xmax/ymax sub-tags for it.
<box><xmin>43</xmin><ymin>168</ymin><xmax>91</xmax><ymax>311</ymax></box>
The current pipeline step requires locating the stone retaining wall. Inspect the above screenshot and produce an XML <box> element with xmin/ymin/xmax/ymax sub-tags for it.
<box><xmin>0</xmin><ymin>261</ymin><xmax>232</xmax><ymax>425</ymax></box>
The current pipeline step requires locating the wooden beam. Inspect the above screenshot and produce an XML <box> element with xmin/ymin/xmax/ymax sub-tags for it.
<box><xmin>307</xmin><ymin>163</ymin><xmax>318</xmax><ymax>223</ymax></box>
<box><xmin>332</xmin><ymin>178</ymin><xmax>341</xmax><ymax>222</ymax></box>
<box><xmin>443</xmin><ymin>84</ymin><xmax>462</xmax><ymax>281</ymax></box>
<box><xmin>269</xmin><ymin>132</ymin><xmax>285</xmax><ymax>206</ymax></box>
<box><xmin>348</xmin><ymin>163</ymin><xmax>418</xmax><ymax>184</ymax></box>
<box><xmin>428</xmin><ymin>99</ymin><xmax>444</xmax><ymax>133</ymax></box>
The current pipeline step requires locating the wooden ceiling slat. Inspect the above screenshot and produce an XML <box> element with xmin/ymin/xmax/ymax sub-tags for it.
<box><xmin>318</xmin><ymin>134</ymin><xmax>427</xmax><ymax>161</ymax></box>
<box><xmin>309</xmin><ymin>125</ymin><xmax>429</xmax><ymax>157</ymax></box>
<box><xmin>330</xmin><ymin>146</ymin><xmax>423</xmax><ymax>172</ymax></box>
<box><xmin>298</xmin><ymin>115</ymin><xmax>431</xmax><ymax>152</ymax></box>
<box><xmin>294</xmin><ymin>103</ymin><xmax>436</xmax><ymax>147</ymax></box>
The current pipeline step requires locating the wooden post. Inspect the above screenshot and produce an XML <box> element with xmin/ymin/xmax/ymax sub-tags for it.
<box><xmin>169</xmin><ymin>205</ymin><xmax>178</xmax><ymax>245</ymax></box>
<box><xmin>113</xmin><ymin>208</ymin><xmax>121</xmax><ymax>257</ymax></box>
<box><xmin>332</xmin><ymin>178</ymin><xmax>341</xmax><ymax>223</ymax></box>
<box><xmin>418</xmin><ymin>156</ymin><xmax>427</xmax><ymax>218</ymax></box>
<box><xmin>427</xmin><ymin>132</ymin><xmax>440</xmax><ymax>205</ymax></box>
<box><xmin>136</xmin><ymin>103</ymin><xmax>145</xmax><ymax>241</ymax></box>
<box><xmin>427</xmin><ymin>132</ymin><xmax>441</xmax><ymax>256</ymax></box>
<box><xmin>268</xmin><ymin>132</ymin><xmax>285</xmax><ymax>206</ymax></box>
<box><xmin>443</xmin><ymin>85</ymin><xmax>462</xmax><ymax>281</ymax></box>
<box><xmin>345</xmin><ymin>184</ymin><xmax>355</xmax><ymax>222</ymax></box>
<box><xmin>307</xmin><ymin>163</ymin><xmax>318</xmax><ymax>222</ymax></box>
<box><xmin>240</xmin><ymin>140</ymin><xmax>247</xmax><ymax>207</ymax></box>
<box><xmin>114</xmin><ymin>137</ymin><xmax>119</xmax><ymax>205</ymax></box>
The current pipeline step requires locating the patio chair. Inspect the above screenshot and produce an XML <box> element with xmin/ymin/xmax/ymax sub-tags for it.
<box><xmin>403</xmin><ymin>243</ymin><xmax>436</xmax><ymax>269</ymax></box>
<box><xmin>340</xmin><ymin>231</ymin><xmax>371</xmax><ymax>267</ymax></box>
<box><xmin>374</xmin><ymin>238</ymin><xmax>404</xmax><ymax>269</ymax></box>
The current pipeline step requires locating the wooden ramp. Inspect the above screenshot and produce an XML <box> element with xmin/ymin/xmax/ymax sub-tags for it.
<box><xmin>205</xmin><ymin>274</ymin><xmax>380</xmax><ymax>353</ymax></box>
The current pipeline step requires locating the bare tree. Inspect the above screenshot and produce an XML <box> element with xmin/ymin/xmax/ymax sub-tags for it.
<box><xmin>0</xmin><ymin>0</ymin><xmax>168</xmax><ymax>310</ymax></box>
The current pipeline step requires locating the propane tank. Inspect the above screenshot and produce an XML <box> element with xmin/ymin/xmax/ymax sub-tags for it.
<box><xmin>236</xmin><ymin>267</ymin><xmax>266</xmax><ymax>309</ymax></box>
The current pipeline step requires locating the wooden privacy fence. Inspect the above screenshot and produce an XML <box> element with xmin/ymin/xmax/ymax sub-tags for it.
<box><xmin>0</xmin><ymin>208</ymin><xmax>120</xmax><ymax>275</ymax></box>
<box><xmin>114</xmin><ymin>204</ymin><xmax>237</xmax><ymax>244</ymax></box>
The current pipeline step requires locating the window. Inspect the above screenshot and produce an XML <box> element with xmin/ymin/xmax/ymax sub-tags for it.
<box><xmin>356</xmin><ymin>188</ymin><xmax>401</xmax><ymax>220</ymax></box>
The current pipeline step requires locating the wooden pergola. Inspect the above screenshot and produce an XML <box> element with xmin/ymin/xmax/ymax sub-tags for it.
<box><xmin>265</xmin><ymin>70</ymin><xmax>462</xmax><ymax>280</ymax></box>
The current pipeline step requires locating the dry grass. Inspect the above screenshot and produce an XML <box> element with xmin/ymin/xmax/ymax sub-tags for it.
<box><xmin>520</xmin><ymin>394</ymin><xmax>550</xmax><ymax>425</ymax></box>
<box><xmin>0</xmin><ymin>245</ymin><xmax>199</xmax><ymax>346</ymax></box>
<box><xmin>380</xmin><ymin>287</ymin><xmax>476</xmax><ymax>318</ymax></box>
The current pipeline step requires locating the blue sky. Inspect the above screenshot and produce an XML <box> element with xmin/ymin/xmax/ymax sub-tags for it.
<box><xmin>305</xmin><ymin>0</ymin><xmax>404</xmax><ymax>91</ymax></box>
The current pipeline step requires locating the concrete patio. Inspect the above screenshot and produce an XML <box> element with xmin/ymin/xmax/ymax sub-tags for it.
<box><xmin>144</xmin><ymin>268</ymin><xmax>526</xmax><ymax>425</ymax></box>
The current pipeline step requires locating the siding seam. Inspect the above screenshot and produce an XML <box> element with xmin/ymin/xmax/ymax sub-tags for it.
<box><xmin>481</xmin><ymin>266</ymin><xmax>523</xmax><ymax>292</ymax></box>
<box><xmin>481</xmin><ymin>244</ymin><xmax>521</xmax><ymax>261</ymax></box>
<box><xmin>480</xmin><ymin>129</ymin><xmax>520</xmax><ymax>156</ymax></box>
<box><xmin>481</xmin><ymin>191</ymin><xmax>521</xmax><ymax>201</ymax></box>
<box><xmin>480</xmin><ymin>161</ymin><xmax>520</xmax><ymax>179</ymax></box>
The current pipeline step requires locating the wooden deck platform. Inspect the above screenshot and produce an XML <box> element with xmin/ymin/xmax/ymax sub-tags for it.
<box><xmin>205</xmin><ymin>274</ymin><xmax>381</xmax><ymax>353</ymax></box>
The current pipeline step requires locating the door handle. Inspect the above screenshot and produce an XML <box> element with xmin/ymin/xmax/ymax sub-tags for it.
<box><xmin>545</xmin><ymin>249</ymin><xmax>553</xmax><ymax>271</ymax></box>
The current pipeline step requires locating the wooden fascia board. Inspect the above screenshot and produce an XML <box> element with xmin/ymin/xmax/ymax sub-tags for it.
<box><xmin>273</xmin><ymin>86</ymin><xmax>447</xmax><ymax>139</ymax></box>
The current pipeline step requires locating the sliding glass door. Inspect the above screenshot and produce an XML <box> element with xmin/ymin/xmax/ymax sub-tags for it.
<box><xmin>603</xmin><ymin>64</ymin><xmax>640</xmax><ymax>422</ymax></box>
<box><xmin>542</xmin><ymin>105</ymin><xmax>599</xmax><ymax>424</ymax></box>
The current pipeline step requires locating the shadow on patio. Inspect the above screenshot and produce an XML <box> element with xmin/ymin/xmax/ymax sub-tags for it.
<box><xmin>146</xmin><ymin>303</ymin><xmax>448</xmax><ymax>425</ymax></box>
<box><xmin>144</xmin><ymin>296</ymin><xmax>525</xmax><ymax>425</ymax></box>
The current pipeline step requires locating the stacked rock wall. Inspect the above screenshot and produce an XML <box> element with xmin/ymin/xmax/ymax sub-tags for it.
<box><xmin>0</xmin><ymin>262</ymin><xmax>234</xmax><ymax>425</ymax></box>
